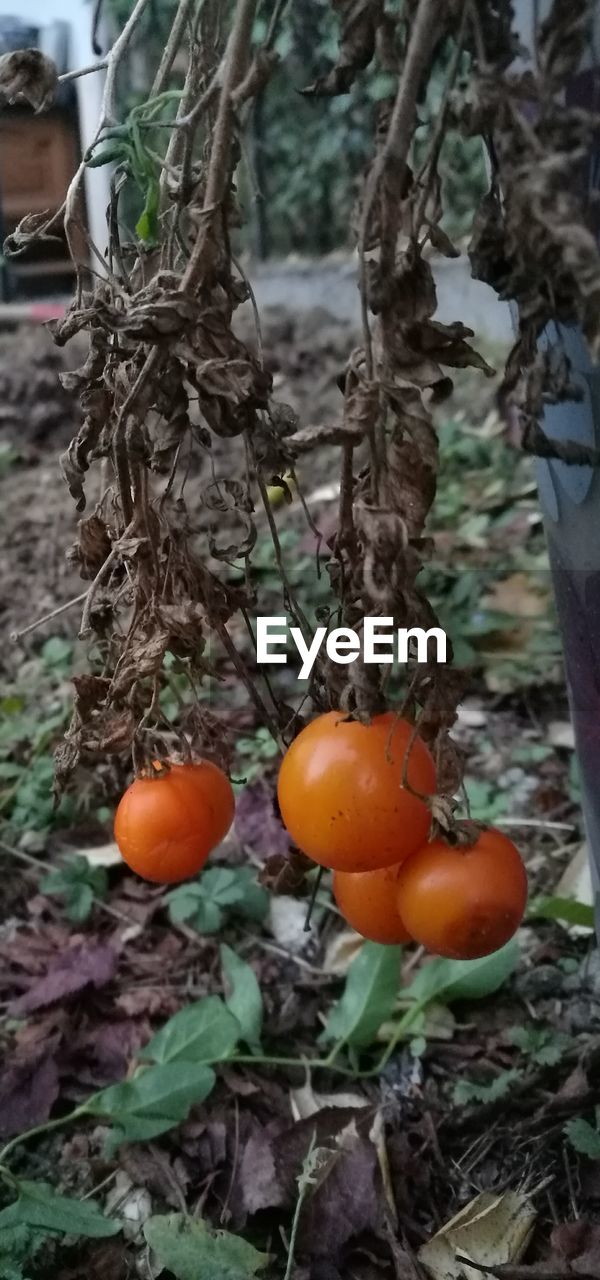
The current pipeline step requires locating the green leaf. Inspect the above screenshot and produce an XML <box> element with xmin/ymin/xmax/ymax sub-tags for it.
<box><xmin>528</xmin><ymin>895</ymin><xmax>594</xmax><ymax>930</ymax></box>
<box><xmin>144</xmin><ymin>1213</ymin><xmax>269</xmax><ymax>1280</ymax></box>
<box><xmin>140</xmin><ymin>995</ymin><xmax>240</xmax><ymax>1064</ymax></box>
<box><xmin>564</xmin><ymin>1117</ymin><xmax>600</xmax><ymax>1159</ymax></box>
<box><xmin>166</xmin><ymin>885</ymin><xmax>224</xmax><ymax>934</ymax></box>
<box><xmin>166</xmin><ymin>867</ymin><xmax>268</xmax><ymax>935</ymax></box>
<box><xmin>85</xmin><ymin>141</ymin><xmax>130</xmax><ymax>168</ymax></box>
<box><xmin>40</xmin><ymin>637</ymin><xmax>72</xmax><ymax>669</ymax></box>
<box><xmin>0</xmin><ymin>1223</ymin><xmax>47</xmax><ymax>1278</ymax></box>
<box><xmin>136</xmin><ymin>177</ymin><xmax>160</xmax><ymax>243</ymax></box>
<box><xmin>0</xmin><ymin>696</ymin><xmax>24</xmax><ymax>716</ymax></box>
<box><xmin>320</xmin><ymin>942</ymin><xmax>402</xmax><ymax>1048</ymax></box>
<box><xmin>67</xmin><ymin>885</ymin><xmax>95</xmax><ymax>923</ymax></box>
<box><xmin>410</xmin><ymin>1035</ymin><xmax>427</xmax><ymax>1059</ymax></box>
<box><xmin>507</xmin><ymin>1025</ymin><xmax>571</xmax><ymax>1066</ymax></box>
<box><xmin>86</xmin><ymin>1061</ymin><xmax>215</xmax><ymax>1152</ymax></box>
<box><xmin>453</xmin><ymin>1068</ymin><xmax>521</xmax><ymax>1107</ymax></box>
<box><xmin>40</xmin><ymin>856</ymin><xmax>108</xmax><ymax>923</ymax></box>
<box><xmin>0</xmin><ymin>763</ymin><xmax>23</xmax><ymax>780</ymax></box>
<box><xmin>220</xmin><ymin>945</ymin><xmax>263</xmax><ymax>1052</ymax></box>
<box><xmin>0</xmin><ymin>1182</ymin><xmax>119</xmax><ymax>1239</ymax></box>
<box><xmin>404</xmin><ymin>938</ymin><xmax>519</xmax><ymax>1007</ymax></box>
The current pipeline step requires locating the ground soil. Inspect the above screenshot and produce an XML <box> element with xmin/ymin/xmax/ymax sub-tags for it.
<box><xmin>0</xmin><ymin>311</ymin><xmax>597</xmax><ymax>1280</ymax></box>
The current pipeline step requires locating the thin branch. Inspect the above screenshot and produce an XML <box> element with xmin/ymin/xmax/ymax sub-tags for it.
<box><xmin>151</xmin><ymin>0</ymin><xmax>197</xmax><ymax>97</ymax></box>
<box><xmin>10</xmin><ymin>592</ymin><xmax>88</xmax><ymax>643</ymax></box>
<box><xmin>58</xmin><ymin>61</ymin><xmax>108</xmax><ymax>84</ymax></box>
<box><xmin>216</xmin><ymin>621</ymin><xmax>284</xmax><ymax>749</ymax></box>
<box><xmin>63</xmin><ymin>0</ymin><xmax>154</xmax><ymax>265</ymax></box>
<box><xmin>455</xmin><ymin>1260</ymin><xmax>596</xmax><ymax>1280</ymax></box>
<box><xmin>264</xmin><ymin>0</ymin><xmax>290</xmax><ymax>49</ymax></box>
<box><xmin>182</xmin><ymin>0</ymin><xmax>259</xmax><ymax>291</ymax></box>
<box><xmin>413</xmin><ymin>6</ymin><xmax>468</xmax><ymax>234</ymax></box>
<box><xmin>102</xmin><ymin>0</ymin><xmax>154</xmax><ymax>126</ymax></box>
<box><xmin>358</xmin><ymin>0</ymin><xmax>439</xmax><ymax>376</ymax></box>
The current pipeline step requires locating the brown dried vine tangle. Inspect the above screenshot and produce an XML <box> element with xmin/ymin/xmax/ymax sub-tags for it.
<box><xmin>3</xmin><ymin>0</ymin><xmax>600</xmax><ymax>851</ymax></box>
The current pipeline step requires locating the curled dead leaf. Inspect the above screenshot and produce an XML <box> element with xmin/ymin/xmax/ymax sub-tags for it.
<box><xmin>0</xmin><ymin>49</ymin><xmax>58</xmax><ymax>112</ymax></box>
<box><xmin>419</xmin><ymin>1189</ymin><xmax>536</xmax><ymax>1280</ymax></box>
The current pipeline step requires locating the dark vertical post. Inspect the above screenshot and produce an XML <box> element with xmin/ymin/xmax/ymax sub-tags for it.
<box><xmin>512</xmin><ymin>1</ymin><xmax>600</xmax><ymax>929</ymax></box>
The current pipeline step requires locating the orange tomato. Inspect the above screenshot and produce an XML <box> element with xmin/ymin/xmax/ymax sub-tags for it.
<box><xmin>114</xmin><ymin>760</ymin><xmax>234</xmax><ymax>883</ymax></box>
<box><xmin>395</xmin><ymin>827</ymin><xmax>527</xmax><ymax>960</ymax></box>
<box><xmin>277</xmin><ymin>711</ymin><xmax>435</xmax><ymax>872</ymax></box>
<box><xmin>333</xmin><ymin>865</ymin><xmax>413</xmax><ymax>944</ymax></box>
<box><xmin>177</xmin><ymin>760</ymin><xmax>235</xmax><ymax>847</ymax></box>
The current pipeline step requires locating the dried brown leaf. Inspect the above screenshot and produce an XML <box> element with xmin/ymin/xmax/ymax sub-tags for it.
<box><xmin>0</xmin><ymin>48</ymin><xmax>58</xmax><ymax>111</ymax></box>
<box><xmin>302</xmin><ymin>0</ymin><xmax>383</xmax><ymax>96</ymax></box>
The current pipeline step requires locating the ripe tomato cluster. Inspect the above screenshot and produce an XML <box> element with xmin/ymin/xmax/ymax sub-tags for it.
<box><xmin>113</xmin><ymin>709</ymin><xmax>527</xmax><ymax>960</ymax></box>
<box><xmin>277</xmin><ymin>711</ymin><xmax>528</xmax><ymax>961</ymax></box>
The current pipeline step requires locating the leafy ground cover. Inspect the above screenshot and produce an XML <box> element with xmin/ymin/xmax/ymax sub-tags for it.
<box><xmin>0</xmin><ymin>314</ymin><xmax>596</xmax><ymax>1280</ymax></box>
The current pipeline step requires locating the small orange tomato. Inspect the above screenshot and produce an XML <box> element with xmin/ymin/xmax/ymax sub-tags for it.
<box><xmin>277</xmin><ymin>710</ymin><xmax>436</xmax><ymax>872</ymax></box>
<box><xmin>395</xmin><ymin>827</ymin><xmax>528</xmax><ymax>960</ymax></box>
<box><xmin>333</xmin><ymin>865</ymin><xmax>413</xmax><ymax>944</ymax></box>
<box><xmin>114</xmin><ymin>760</ymin><xmax>234</xmax><ymax>883</ymax></box>
<box><xmin>177</xmin><ymin>760</ymin><xmax>235</xmax><ymax>847</ymax></box>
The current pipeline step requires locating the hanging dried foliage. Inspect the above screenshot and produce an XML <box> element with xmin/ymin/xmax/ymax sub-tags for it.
<box><xmin>7</xmin><ymin>0</ymin><xmax>600</xmax><ymax>843</ymax></box>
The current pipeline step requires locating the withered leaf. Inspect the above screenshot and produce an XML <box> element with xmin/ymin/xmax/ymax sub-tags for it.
<box><xmin>4</xmin><ymin>210</ymin><xmax>63</xmax><ymax>258</ymax></box>
<box><xmin>302</xmin><ymin>0</ymin><xmax>383</xmax><ymax>97</ymax></box>
<box><xmin>72</xmin><ymin>674</ymin><xmax>111</xmax><ymax>718</ymax></box>
<box><xmin>239</xmin><ymin>1125</ymin><xmax>287</xmax><ymax>1214</ymax></box>
<box><xmin>427</xmin><ymin>221</ymin><xmax>460</xmax><ymax>259</ymax></box>
<box><xmin>259</xmin><ymin>849</ymin><xmax>312</xmax><ymax>896</ymax></box>
<box><xmin>549</xmin><ymin>1219</ymin><xmax>600</xmax><ymax>1276</ymax></box>
<box><xmin>111</xmin><ymin>629</ymin><xmax>169</xmax><ymax>698</ymax></box>
<box><xmin>98</xmin><ymin>709</ymin><xmax>137</xmax><ymax>754</ymax></box>
<box><xmin>402</xmin><ymin>319</ymin><xmax>495</xmax><ymax>376</ymax></box>
<box><xmin>71</xmin><ymin>514</ymin><xmax>112</xmax><ymax>579</ymax></box>
<box><xmin>538</xmin><ymin>0</ymin><xmax>593</xmax><ymax>84</ymax></box>
<box><xmin>387</xmin><ymin>252</ymin><xmax>438</xmax><ymax>322</ymax></box>
<box><xmin>9</xmin><ymin>943</ymin><xmax>117</xmax><ymax>1015</ymax></box>
<box><xmin>297</xmin><ymin>1129</ymin><xmax>382</xmax><ymax>1258</ymax></box>
<box><xmin>0</xmin><ymin>1052</ymin><xmax>60</xmax><ymax>1140</ymax></box>
<box><xmin>289</xmin><ymin>420</ymin><xmax>363</xmax><ymax>454</ymax></box>
<box><xmin>60</xmin><ymin>417</ymin><xmax>104</xmax><ymax>511</ymax></box>
<box><xmin>385</xmin><ymin>422</ymin><xmax>437</xmax><ymax>539</ymax></box>
<box><xmin>0</xmin><ymin>49</ymin><xmax>58</xmax><ymax>112</ymax></box>
<box><xmin>155</xmin><ymin>602</ymin><xmax>206</xmax><ymax>656</ymax></box>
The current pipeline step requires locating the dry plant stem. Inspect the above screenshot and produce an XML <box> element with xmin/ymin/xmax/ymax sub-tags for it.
<box><xmin>413</xmin><ymin>5</ymin><xmax>468</xmax><ymax>235</ymax></box>
<box><xmin>79</xmin><ymin>543</ymin><xmax>122</xmax><ymax>637</ymax></box>
<box><xmin>215</xmin><ymin>621</ymin><xmax>284</xmax><ymax>748</ymax></box>
<box><xmin>265</xmin><ymin>0</ymin><xmax>290</xmax><ymax>48</ymax></box>
<box><xmin>358</xmin><ymin>0</ymin><xmax>438</xmax><ymax>495</ymax></box>
<box><xmin>455</xmin><ymin>1263</ymin><xmax>595</xmax><ymax>1280</ymax></box>
<box><xmin>63</xmin><ymin>0</ymin><xmax>154</xmax><ymax>264</ymax></box>
<box><xmin>59</xmin><ymin>61</ymin><xmax>108</xmax><ymax>84</ymax></box>
<box><xmin>159</xmin><ymin>0</ymin><xmax>219</xmax><ymax>221</ymax></box>
<box><xmin>337</xmin><ymin>439</ymin><xmax>356</xmax><ymax>555</ymax></box>
<box><xmin>10</xmin><ymin>591</ymin><xmax>88</xmax><ymax>642</ymax></box>
<box><xmin>182</xmin><ymin>0</ymin><xmax>259</xmax><ymax>290</ymax></box>
<box><xmin>151</xmin><ymin>0</ymin><xmax>196</xmax><ymax>97</ymax></box>
<box><xmin>254</xmin><ymin>464</ymin><xmax>313</xmax><ymax>639</ymax></box>
<box><xmin>176</xmin><ymin>67</ymin><xmax>221</xmax><ymax>132</ymax></box>
<box><xmin>102</xmin><ymin>0</ymin><xmax>154</xmax><ymax>125</ymax></box>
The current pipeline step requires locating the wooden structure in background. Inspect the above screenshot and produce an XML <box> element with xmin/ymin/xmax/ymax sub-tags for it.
<box><xmin>0</xmin><ymin>103</ymin><xmax>85</xmax><ymax>291</ymax></box>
